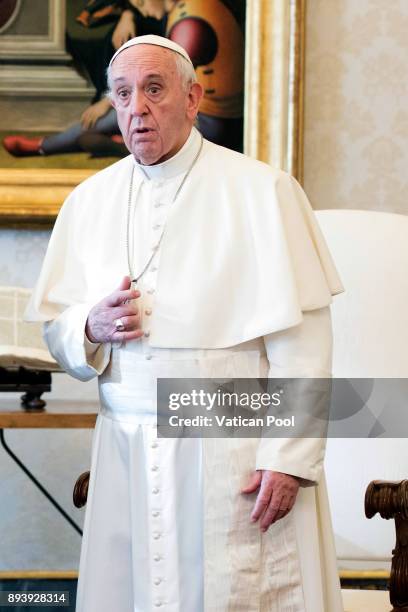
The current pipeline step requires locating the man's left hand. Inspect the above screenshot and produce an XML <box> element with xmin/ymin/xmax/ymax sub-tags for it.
<box><xmin>241</xmin><ymin>470</ymin><xmax>300</xmax><ymax>532</ymax></box>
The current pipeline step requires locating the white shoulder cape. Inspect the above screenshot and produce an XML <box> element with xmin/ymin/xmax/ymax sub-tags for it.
<box><xmin>25</xmin><ymin>140</ymin><xmax>344</xmax><ymax>348</ymax></box>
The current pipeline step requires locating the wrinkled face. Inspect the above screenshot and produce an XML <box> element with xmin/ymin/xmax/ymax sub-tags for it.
<box><xmin>109</xmin><ymin>45</ymin><xmax>202</xmax><ymax>165</ymax></box>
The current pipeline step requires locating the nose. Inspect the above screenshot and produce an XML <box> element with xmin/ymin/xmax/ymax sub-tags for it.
<box><xmin>130</xmin><ymin>89</ymin><xmax>148</xmax><ymax>116</ymax></box>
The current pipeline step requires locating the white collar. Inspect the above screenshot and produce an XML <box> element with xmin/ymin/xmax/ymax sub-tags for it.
<box><xmin>134</xmin><ymin>126</ymin><xmax>201</xmax><ymax>181</ymax></box>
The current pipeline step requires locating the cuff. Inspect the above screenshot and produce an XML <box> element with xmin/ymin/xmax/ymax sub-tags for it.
<box><xmin>43</xmin><ymin>302</ymin><xmax>112</xmax><ymax>381</ymax></box>
<box><xmin>255</xmin><ymin>436</ymin><xmax>326</xmax><ymax>486</ymax></box>
<box><xmin>84</xmin><ymin>331</ymin><xmax>101</xmax><ymax>356</ymax></box>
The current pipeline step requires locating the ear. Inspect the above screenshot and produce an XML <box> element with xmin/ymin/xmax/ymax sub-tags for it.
<box><xmin>186</xmin><ymin>82</ymin><xmax>203</xmax><ymax>120</ymax></box>
<box><xmin>109</xmin><ymin>95</ymin><xmax>116</xmax><ymax>110</ymax></box>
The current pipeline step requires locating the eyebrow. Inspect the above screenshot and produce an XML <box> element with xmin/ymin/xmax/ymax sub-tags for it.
<box><xmin>112</xmin><ymin>73</ymin><xmax>165</xmax><ymax>83</ymax></box>
<box><xmin>144</xmin><ymin>73</ymin><xmax>165</xmax><ymax>80</ymax></box>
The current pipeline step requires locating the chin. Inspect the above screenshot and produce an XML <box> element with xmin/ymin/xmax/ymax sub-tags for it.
<box><xmin>133</xmin><ymin>145</ymin><xmax>163</xmax><ymax>166</ymax></box>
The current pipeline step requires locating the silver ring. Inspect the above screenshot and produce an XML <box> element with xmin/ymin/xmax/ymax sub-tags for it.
<box><xmin>114</xmin><ymin>317</ymin><xmax>125</xmax><ymax>332</ymax></box>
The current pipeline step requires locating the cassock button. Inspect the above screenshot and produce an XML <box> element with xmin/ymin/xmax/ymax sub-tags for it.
<box><xmin>153</xmin><ymin>578</ymin><xmax>162</xmax><ymax>585</ymax></box>
<box><xmin>154</xmin><ymin>601</ymin><xmax>162</xmax><ymax>607</ymax></box>
<box><xmin>145</xmin><ymin>355</ymin><xmax>153</xmax><ymax>360</ymax></box>
<box><xmin>152</xmin><ymin>510</ymin><xmax>160</xmax><ymax>517</ymax></box>
<box><xmin>154</xmin><ymin>202</ymin><xmax>164</xmax><ymax>208</ymax></box>
<box><xmin>153</xmin><ymin>531</ymin><xmax>161</xmax><ymax>539</ymax></box>
<box><xmin>152</xmin><ymin>487</ymin><xmax>160</xmax><ymax>494</ymax></box>
<box><xmin>147</xmin><ymin>288</ymin><xmax>155</xmax><ymax>294</ymax></box>
<box><xmin>144</xmin><ymin>331</ymin><xmax>151</xmax><ymax>338</ymax></box>
<box><xmin>153</xmin><ymin>223</ymin><xmax>161</xmax><ymax>230</ymax></box>
<box><xmin>150</xmin><ymin>265</ymin><xmax>158</xmax><ymax>272</ymax></box>
<box><xmin>151</xmin><ymin>465</ymin><xmax>159</xmax><ymax>471</ymax></box>
<box><xmin>153</xmin><ymin>554</ymin><xmax>161</xmax><ymax>562</ymax></box>
<box><xmin>145</xmin><ymin>308</ymin><xmax>152</xmax><ymax>316</ymax></box>
<box><xmin>151</xmin><ymin>441</ymin><xmax>158</xmax><ymax>448</ymax></box>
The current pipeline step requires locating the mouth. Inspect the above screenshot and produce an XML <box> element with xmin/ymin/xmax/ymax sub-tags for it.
<box><xmin>133</xmin><ymin>127</ymin><xmax>154</xmax><ymax>135</ymax></box>
<box><xmin>131</xmin><ymin>127</ymin><xmax>157</xmax><ymax>144</ymax></box>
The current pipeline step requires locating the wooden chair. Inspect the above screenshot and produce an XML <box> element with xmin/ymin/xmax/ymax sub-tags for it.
<box><xmin>366</xmin><ymin>480</ymin><xmax>408</xmax><ymax>611</ymax></box>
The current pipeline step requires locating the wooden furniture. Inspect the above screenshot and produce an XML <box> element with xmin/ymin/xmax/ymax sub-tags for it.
<box><xmin>366</xmin><ymin>480</ymin><xmax>408</xmax><ymax>611</ymax></box>
<box><xmin>0</xmin><ymin>398</ymin><xmax>97</xmax><ymax>428</ymax></box>
<box><xmin>0</xmin><ymin>397</ymin><xmax>97</xmax><ymax>535</ymax></box>
<box><xmin>0</xmin><ymin>366</ymin><xmax>52</xmax><ymax>410</ymax></box>
<box><xmin>73</xmin><ymin>471</ymin><xmax>90</xmax><ymax>508</ymax></box>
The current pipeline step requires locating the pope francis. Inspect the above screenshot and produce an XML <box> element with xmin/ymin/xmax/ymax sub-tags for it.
<box><xmin>25</xmin><ymin>35</ymin><xmax>345</xmax><ymax>612</ymax></box>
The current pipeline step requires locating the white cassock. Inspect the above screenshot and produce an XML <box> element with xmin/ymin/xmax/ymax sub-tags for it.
<box><xmin>25</xmin><ymin>127</ymin><xmax>345</xmax><ymax>612</ymax></box>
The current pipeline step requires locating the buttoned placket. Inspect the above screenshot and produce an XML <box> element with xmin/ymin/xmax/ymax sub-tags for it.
<box><xmin>110</xmin><ymin>130</ymin><xmax>203</xmax><ymax>611</ymax></box>
<box><xmin>137</xmin><ymin>179</ymin><xmax>173</xmax><ymax>609</ymax></box>
<box><xmin>138</xmin><ymin>178</ymin><xmax>173</xmax><ymax>364</ymax></box>
<box><xmin>132</xmin><ymin>128</ymin><xmax>202</xmax><ymax>366</ymax></box>
<box><xmin>147</xmin><ymin>423</ymin><xmax>168</xmax><ymax>608</ymax></box>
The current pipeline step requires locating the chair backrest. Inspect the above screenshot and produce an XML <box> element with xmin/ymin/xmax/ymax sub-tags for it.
<box><xmin>317</xmin><ymin>209</ymin><xmax>408</xmax><ymax>378</ymax></box>
<box><xmin>316</xmin><ymin>209</ymin><xmax>408</xmax><ymax>568</ymax></box>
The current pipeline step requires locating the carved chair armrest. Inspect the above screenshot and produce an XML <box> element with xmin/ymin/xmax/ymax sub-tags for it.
<box><xmin>365</xmin><ymin>480</ymin><xmax>408</xmax><ymax>611</ymax></box>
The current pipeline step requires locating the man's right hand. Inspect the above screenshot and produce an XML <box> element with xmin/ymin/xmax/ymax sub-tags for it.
<box><xmin>85</xmin><ymin>276</ymin><xmax>144</xmax><ymax>344</ymax></box>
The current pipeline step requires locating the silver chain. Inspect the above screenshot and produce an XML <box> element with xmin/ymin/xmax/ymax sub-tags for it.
<box><xmin>126</xmin><ymin>134</ymin><xmax>204</xmax><ymax>288</ymax></box>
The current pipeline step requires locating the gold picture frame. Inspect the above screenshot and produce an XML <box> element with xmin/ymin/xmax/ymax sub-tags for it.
<box><xmin>0</xmin><ymin>0</ymin><xmax>305</xmax><ymax>226</ymax></box>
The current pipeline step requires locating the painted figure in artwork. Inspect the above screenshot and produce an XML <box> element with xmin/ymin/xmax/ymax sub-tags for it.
<box><xmin>3</xmin><ymin>0</ymin><xmax>245</xmax><ymax>159</ymax></box>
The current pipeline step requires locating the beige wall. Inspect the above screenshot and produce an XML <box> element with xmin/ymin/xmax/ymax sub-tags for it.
<box><xmin>304</xmin><ymin>0</ymin><xmax>408</xmax><ymax>215</ymax></box>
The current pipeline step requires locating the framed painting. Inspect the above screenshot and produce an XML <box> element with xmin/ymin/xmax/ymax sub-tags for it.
<box><xmin>0</xmin><ymin>0</ymin><xmax>305</xmax><ymax>226</ymax></box>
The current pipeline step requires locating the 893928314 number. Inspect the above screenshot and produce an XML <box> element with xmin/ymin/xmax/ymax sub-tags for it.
<box><xmin>0</xmin><ymin>591</ymin><xmax>69</xmax><ymax>606</ymax></box>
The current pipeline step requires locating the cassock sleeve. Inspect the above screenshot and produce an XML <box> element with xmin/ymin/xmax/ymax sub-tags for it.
<box><xmin>24</xmin><ymin>188</ymin><xmax>112</xmax><ymax>382</ymax></box>
<box><xmin>43</xmin><ymin>308</ymin><xmax>111</xmax><ymax>382</ymax></box>
<box><xmin>256</xmin><ymin>306</ymin><xmax>333</xmax><ymax>485</ymax></box>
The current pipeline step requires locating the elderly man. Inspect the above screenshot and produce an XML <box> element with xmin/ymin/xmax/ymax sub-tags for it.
<box><xmin>26</xmin><ymin>35</ymin><xmax>344</xmax><ymax>612</ymax></box>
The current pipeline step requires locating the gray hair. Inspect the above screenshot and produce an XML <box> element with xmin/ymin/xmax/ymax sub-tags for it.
<box><xmin>105</xmin><ymin>48</ymin><xmax>197</xmax><ymax>97</ymax></box>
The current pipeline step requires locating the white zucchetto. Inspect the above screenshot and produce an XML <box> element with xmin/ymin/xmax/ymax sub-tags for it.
<box><xmin>108</xmin><ymin>34</ymin><xmax>194</xmax><ymax>68</ymax></box>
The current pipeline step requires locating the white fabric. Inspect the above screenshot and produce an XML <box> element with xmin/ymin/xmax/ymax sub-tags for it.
<box><xmin>65</xmin><ymin>307</ymin><xmax>343</xmax><ymax>612</ymax></box>
<box><xmin>109</xmin><ymin>34</ymin><xmax>194</xmax><ymax>68</ymax></box>
<box><xmin>24</xmin><ymin>128</ymin><xmax>343</xmax><ymax>349</ymax></box>
<box><xmin>78</xmin><ymin>414</ymin><xmax>203</xmax><ymax>612</ymax></box>
<box><xmin>25</xmin><ymin>130</ymin><xmax>344</xmax><ymax>611</ymax></box>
